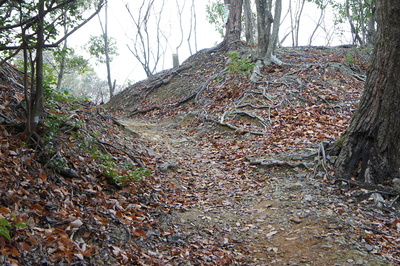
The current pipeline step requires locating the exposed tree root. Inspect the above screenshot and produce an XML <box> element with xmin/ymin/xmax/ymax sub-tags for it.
<box><xmin>195</xmin><ymin>68</ymin><xmax>228</xmax><ymax>103</ymax></box>
<box><xmin>129</xmin><ymin>106</ymin><xmax>162</xmax><ymax>117</ymax></box>
<box><xmin>204</xmin><ymin>111</ymin><xmax>267</xmax><ymax>136</ymax></box>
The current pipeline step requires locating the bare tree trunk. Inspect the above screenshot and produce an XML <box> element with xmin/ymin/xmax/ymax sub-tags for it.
<box><xmin>25</xmin><ymin>0</ymin><xmax>45</xmax><ymax>139</ymax></box>
<box><xmin>57</xmin><ymin>20</ymin><xmax>68</xmax><ymax>90</ymax></box>
<box><xmin>335</xmin><ymin>0</ymin><xmax>400</xmax><ymax>184</ymax></box>
<box><xmin>187</xmin><ymin>0</ymin><xmax>196</xmax><ymax>55</ymax></box>
<box><xmin>100</xmin><ymin>1</ymin><xmax>114</xmax><ymax>98</ymax></box>
<box><xmin>287</xmin><ymin>0</ymin><xmax>306</xmax><ymax>47</ymax></box>
<box><xmin>174</xmin><ymin>0</ymin><xmax>186</xmax><ymax>65</ymax></box>
<box><xmin>366</xmin><ymin>0</ymin><xmax>376</xmax><ymax>45</ymax></box>
<box><xmin>251</xmin><ymin>0</ymin><xmax>282</xmax><ymax>82</ymax></box>
<box><xmin>126</xmin><ymin>0</ymin><xmax>167</xmax><ymax>77</ymax></box>
<box><xmin>255</xmin><ymin>0</ymin><xmax>282</xmax><ymax>64</ymax></box>
<box><xmin>255</xmin><ymin>0</ymin><xmax>272</xmax><ymax>60</ymax></box>
<box><xmin>278</xmin><ymin>6</ymin><xmax>292</xmax><ymax>46</ymax></box>
<box><xmin>358</xmin><ymin>0</ymin><xmax>366</xmax><ymax>44</ymax></box>
<box><xmin>243</xmin><ymin>0</ymin><xmax>254</xmax><ymax>44</ymax></box>
<box><xmin>294</xmin><ymin>0</ymin><xmax>305</xmax><ymax>46</ymax></box>
<box><xmin>268</xmin><ymin>0</ymin><xmax>281</xmax><ymax>54</ymax></box>
<box><xmin>289</xmin><ymin>0</ymin><xmax>295</xmax><ymax>46</ymax></box>
<box><xmin>224</xmin><ymin>0</ymin><xmax>243</xmax><ymax>50</ymax></box>
<box><xmin>346</xmin><ymin>0</ymin><xmax>364</xmax><ymax>46</ymax></box>
<box><xmin>308</xmin><ymin>5</ymin><xmax>325</xmax><ymax>46</ymax></box>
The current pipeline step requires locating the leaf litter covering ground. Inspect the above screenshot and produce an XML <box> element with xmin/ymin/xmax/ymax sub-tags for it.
<box><xmin>114</xmin><ymin>47</ymin><xmax>399</xmax><ymax>264</ymax></box>
<box><xmin>0</xmin><ymin>46</ymin><xmax>397</xmax><ymax>265</ymax></box>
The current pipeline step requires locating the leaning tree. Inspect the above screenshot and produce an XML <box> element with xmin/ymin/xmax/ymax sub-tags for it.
<box><xmin>335</xmin><ymin>0</ymin><xmax>400</xmax><ymax>185</ymax></box>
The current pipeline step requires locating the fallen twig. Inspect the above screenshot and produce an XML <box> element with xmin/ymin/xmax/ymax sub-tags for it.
<box><xmin>204</xmin><ymin>117</ymin><xmax>266</xmax><ymax>136</ymax></box>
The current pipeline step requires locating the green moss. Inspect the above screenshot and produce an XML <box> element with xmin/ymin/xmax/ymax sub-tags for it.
<box><xmin>336</xmin><ymin>132</ymin><xmax>348</xmax><ymax>147</ymax></box>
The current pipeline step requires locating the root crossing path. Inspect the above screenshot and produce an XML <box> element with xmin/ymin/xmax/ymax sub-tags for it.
<box><xmin>122</xmin><ymin>117</ymin><xmax>391</xmax><ymax>266</ymax></box>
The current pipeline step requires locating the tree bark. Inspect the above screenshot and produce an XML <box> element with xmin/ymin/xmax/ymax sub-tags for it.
<box><xmin>211</xmin><ymin>0</ymin><xmax>243</xmax><ymax>52</ymax></box>
<box><xmin>268</xmin><ymin>0</ymin><xmax>281</xmax><ymax>56</ymax></box>
<box><xmin>57</xmin><ymin>22</ymin><xmax>68</xmax><ymax>90</ymax></box>
<box><xmin>25</xmin><ymin>0</ymin><xmax>45</xmax><ymax>138</ymax></box>
<box><xmin>102</xmin><ymin>1</ymin><xmax>114</xmax><ymax>98</ymax></box>
<box><xmin>256</xmin><ymin>0</ymin><xmax>273</xmax><ymax>60</ymax></box>
<box><xmin>243</xmin><ymin>0</ymin><xmax>254</xmax><ymax>44</ymax></box>
<box><xmin>367</xmin><ymin>0</ymin><xmax>377</xmax><ymax>45</ymax></box>
<box><xmin>335</xmin><ymin>0</ymin><xmax>400</xmax><ymax>185</ymax></box>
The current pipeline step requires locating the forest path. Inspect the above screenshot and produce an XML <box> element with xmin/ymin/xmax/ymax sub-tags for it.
<box><xmin>122</xmin><ymin>116</ymin><xmax>391</xmax><ymax>266</ymax></box>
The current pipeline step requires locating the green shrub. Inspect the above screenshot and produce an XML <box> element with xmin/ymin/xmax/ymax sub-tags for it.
<box><xmin>0</xmin><ymin>214</ymin><xmax>28</xmax><ymax>240</ymax></box>
<box><xmin>226</xmin><ymin>51</ymin><xmax>255</xmax><ymax>77</ymax></box>
<box><xmin>101</xmin><ymin>165</ymin><xmax>151</xmax><ymax>187</ymax></box>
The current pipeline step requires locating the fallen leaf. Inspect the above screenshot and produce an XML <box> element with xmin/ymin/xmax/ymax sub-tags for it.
<box><xmin>70</xmin><ymin>219</ymin><xmax>83</xmax><ymax>228</ymax></box>
<box><xmin>133</xmin><ymin>228</ymin><xmax>147</xmax><ymax>238</ymax></box>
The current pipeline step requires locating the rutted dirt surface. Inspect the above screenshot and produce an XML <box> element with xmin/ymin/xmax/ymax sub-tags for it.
<box><xmin>122</xmin><ymin>117</ymin><xmax>392</xmax><ymax>265</ymax></box>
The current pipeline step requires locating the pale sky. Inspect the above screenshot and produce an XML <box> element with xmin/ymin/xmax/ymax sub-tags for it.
<box><xmin>69</xmin><ymin>0</ymin><xmax>221</xmax><ymax>86</ymax></box>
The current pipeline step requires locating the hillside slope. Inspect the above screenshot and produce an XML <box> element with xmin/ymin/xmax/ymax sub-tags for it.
<box><xmin>1</xmin><ymin>46</ymin><xmax>399</xmax><ymax>265</ymax></box>
<box><xmin>107</xmin><ymin>46</ymin><xmax>367</xmax><ymax>154</ymax></box>
<box><xmin>0</xmin><ymin>63</ymin><xmax>191</xmax><ymax>265</ymax></box>
<box><xmin>106</xmin><ymin>46</ymin><xmax>400</xmax><ymax>264</ymax></box>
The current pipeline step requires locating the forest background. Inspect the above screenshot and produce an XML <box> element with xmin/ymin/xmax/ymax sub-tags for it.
<box><xmin>1</xmin><ymin>0</ymin><xmax>366</xmax><ymax>104</ymax></box>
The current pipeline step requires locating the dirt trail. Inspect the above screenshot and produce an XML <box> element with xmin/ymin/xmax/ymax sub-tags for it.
<box><xmin>122</xmin><ymin>117</ymin><xmax>391</xmax><ymax>266</ymax></box>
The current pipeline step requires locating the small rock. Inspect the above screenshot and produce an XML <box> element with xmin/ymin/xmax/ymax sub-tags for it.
<box><xmin>392</xmin><ymin>178</ymin><xmax>400</xmax><ymax>189</ymax></box>
<box><xmin>304</xmin><ymin>162</ymin><xmax>315</xmax><ymax>168</ymax></box>
<box><xmin>147</xmin><ymin>149</ymin><xmax>162</xmax><ymax>159</ymax></box>
<box><xmin>290</xmin><ymin>217</ymin><xmax>302</xmax><ymax>224</ymax></box>
<box><xmin>355</xmin><ymin>259</ymin><xmax>365</xmax><ymax>265</ymax></box>
<box><xmin>244</xmin><ymin>133</ymin><xmax>254</xmax><ymax>140</ymax></box>
<box><xmin>315</xmin><ymin>171</ymin><xmax>325</xmax><ymax>178</ymax></box>
<box><xmin>327</xmin><ymin>155</ymin><xmax>337</xmax><ymax>164</ymax></box>
<box><xmin>371</xmin><ymin>192</ymin><xmax>385</xmax><ymax>208</ymax></box>
<box><xmin>287</xmin><ymin>182</ymin><xmax>303</xmax><ymax>191</ymax></box>
<box><xmin>295</xmin><ymin>173</ymin><xmax>308</xmax><ymax>178</ymax></box>
<box><xmin>158</xmin><ymin>162</ymin><xmax>179</xmax><ymax>173</ymax></box>
<box><xmin>365</xmin><ymin>244</ymin><xmax>374</xmax><ymax>251</ymax></box>
<box><xmin>303</xmin><ymin>194</ymin><xmax>313</xmax><ymax>201</ymax></box>
<box><xmin>257</xmin><ymin>168</ymin><xmax>266</xmax><ymax>174</ymax></box>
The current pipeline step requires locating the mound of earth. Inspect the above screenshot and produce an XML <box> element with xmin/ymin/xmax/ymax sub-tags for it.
<box><xmin>106</xmin><ymin>48</ymin><xmax>227</xmax><ymax>117</ymax></box>
<box><xmin>106</xmin><ymin>46</ymin><xmax>399</xmax><ymax>264</ymax></box>
<box><xmin>107</xmin><ymin>46</ymin><xmax>368</xmax><ymax>154</ymax></box>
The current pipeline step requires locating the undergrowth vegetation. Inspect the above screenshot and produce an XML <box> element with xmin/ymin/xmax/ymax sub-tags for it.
<box><xmin>39</xmin><ymin>86</ymin><xmax>150</xmax><ymax>187</ymax></box>
<box><xmin>226</xmin><ymin>51</ymin><xmax>255</xmax><ymax>77</ymax></box>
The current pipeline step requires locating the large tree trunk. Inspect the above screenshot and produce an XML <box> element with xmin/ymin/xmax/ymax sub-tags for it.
<box><xmin>335</xmin><ymin>0</ymin><xmax>400</xmax><ymax>185</ymax></box>
<box><xmin>211</xmin><ymin>0</ymin><xmax>243</xmax><ymax>52</ymax></box>
<box><xmin>256</xmin><ymin>0</ymin><xmax>273</xmax><ymax>61</ymax></box>
<box><xmin>224</xmin><ymin>0</ymin><xmax>243</xmax><ymax>50</ymax></box>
